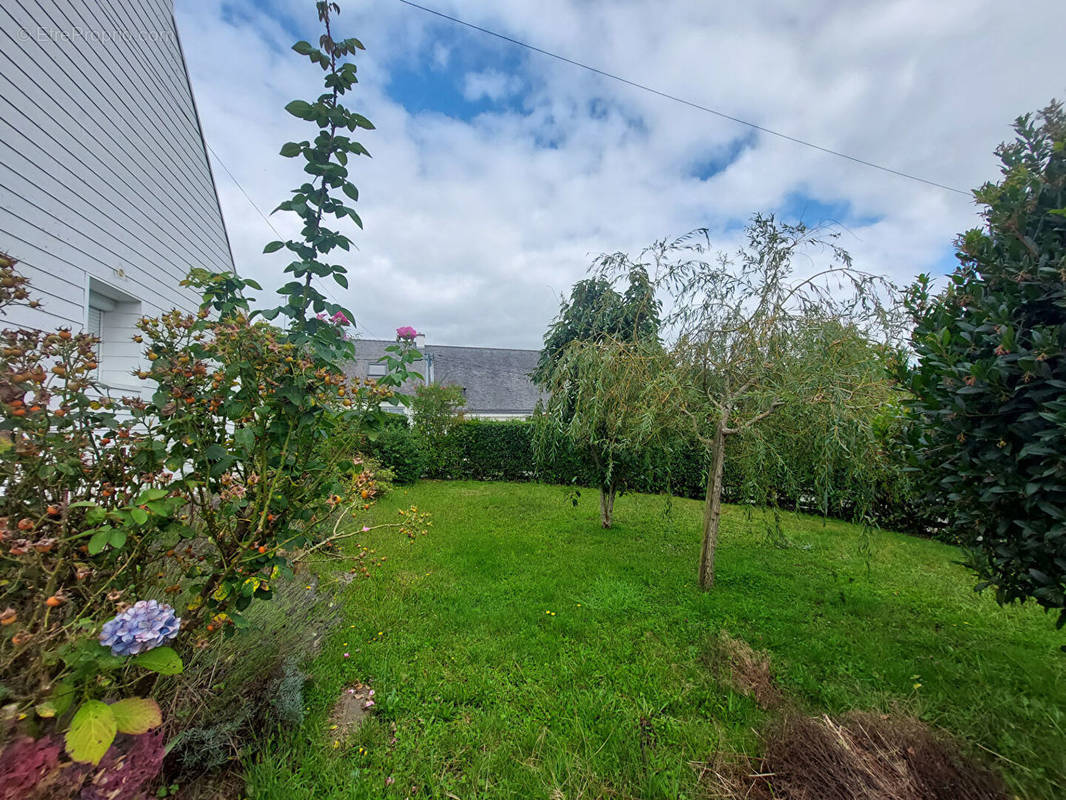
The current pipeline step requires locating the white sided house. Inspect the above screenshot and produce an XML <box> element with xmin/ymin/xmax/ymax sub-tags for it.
<box><xmin>0</xmin><ymin>0</ymin><xmax>233</xmax><ymax>392</ymax></box>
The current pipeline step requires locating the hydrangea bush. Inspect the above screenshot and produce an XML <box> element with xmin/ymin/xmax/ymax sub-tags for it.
<box><xmin>99</xmin><ymin>601</ymin><xmax>181</xmax><ymax>657</ymax></box>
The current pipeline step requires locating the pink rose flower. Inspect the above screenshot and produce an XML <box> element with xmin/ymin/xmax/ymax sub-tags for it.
<box><xmin>395</xmin><ymin>326</ymin><xmax>418</xmax><ymax>341</ymax></box>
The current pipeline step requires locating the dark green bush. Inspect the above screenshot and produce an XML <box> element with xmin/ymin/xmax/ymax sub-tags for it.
<box><xmin>901</xmin><ymin>101</ymin><xmax>1066</xmax><ymax>614</ymax></box>
<box><xmin>380</xmin><ymin>411</ymin><xmax>411</xmax><ymax>429</ymax></box>
<box><xmin>366</xmin><ymin>427</ymin><xmax>424</xmax><ymax>484</ymax></box>
<box><xmin>450</xmin><ymin>420</ymin><xmax>536</xmax><ymax>481</ymax></box>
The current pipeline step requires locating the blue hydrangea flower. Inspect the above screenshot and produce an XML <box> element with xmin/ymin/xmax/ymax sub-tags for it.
<box><xmin>99</xmin><ymin>599</ymin><xmax>181</xmax><ymax>656</ymax></box>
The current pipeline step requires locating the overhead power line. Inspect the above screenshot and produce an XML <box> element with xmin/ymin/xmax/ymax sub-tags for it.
<box><xmin>394</xmin><ymin>0</ymin><xmax>970</xmax><ymax>196</ymax></box>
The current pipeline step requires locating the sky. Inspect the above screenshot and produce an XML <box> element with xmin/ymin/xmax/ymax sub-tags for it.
<box><xmin>174</xmin><ymin>0</ymin><xmax>1066</xmax><ymax>349</ymax></box>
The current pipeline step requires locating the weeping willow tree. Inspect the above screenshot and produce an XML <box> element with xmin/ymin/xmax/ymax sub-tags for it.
<box><xmin>728</xmin><ymin>317</ymin><xmax>901</xmax><ymax>519</ymax></box>
<box><xmin>536</xmin><ymin>337</ymin><xmax>682</xmax><ymax>528</ymax></box>
<box><xmin>597</xmin><ymin>215</ymin><xmax>902</xmax><ymax>588</ymax></box>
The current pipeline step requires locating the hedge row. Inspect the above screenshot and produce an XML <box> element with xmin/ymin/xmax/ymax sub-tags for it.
<box><xmin>365</xmin><ymin>419</ymin><xmax>935</xmax><ymax>535</ymax></box>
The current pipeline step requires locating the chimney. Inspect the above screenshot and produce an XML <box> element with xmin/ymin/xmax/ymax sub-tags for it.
<box><xmin>416</xmin><ymin>332</ymin><xmax>432</xmax><ymax>384</ymax></box>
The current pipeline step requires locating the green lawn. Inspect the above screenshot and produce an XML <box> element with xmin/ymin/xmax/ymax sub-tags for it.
<box><xmin>245</xmin><ymin>481</ymin><xmax>1066</xmax><ymax>799</ymax></box>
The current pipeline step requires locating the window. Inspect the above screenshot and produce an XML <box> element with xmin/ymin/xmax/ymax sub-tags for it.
<box><xmin>368</xmin><ymin>363</ymin><xmax>386</xmax><ymax>379</ymax></box>
<box><xmin>86</xmin><ymin>279</ymin><xmax>141</xmax><ymax>391</ymax></box>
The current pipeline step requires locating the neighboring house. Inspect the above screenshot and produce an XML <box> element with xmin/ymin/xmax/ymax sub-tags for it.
<box><xmin>0</xmin><ymin>0</ymin><xmax>233</xmax><ymax>392</ymax></box>
<box><xmin>347</xmin><ymin>334</ymin><xmax>544</xmax><ymax>420</ymax></box>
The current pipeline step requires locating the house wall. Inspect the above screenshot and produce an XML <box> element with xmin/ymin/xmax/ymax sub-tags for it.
<box><xmin>346</xmin><ymin>337</ymin><xmax>543</xmax><ymax>419</ymax></box>
<box><xmin>0</xmin><ymin>0</ymin><xmax>233</xmax><ymax>391</ymax></box>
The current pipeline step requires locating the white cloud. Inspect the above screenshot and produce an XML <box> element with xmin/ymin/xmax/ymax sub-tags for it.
<box><xmin>174</xmin><ymin>0</ymin><xmax>1066</xmax><ymax>349</ymax></box>
<box><xmin>431</xmin><ymin>41</ymin><xmax>451</xmax><ymax>69</ymax></box>
<box><xmin>462</xmin><ymin>69</ymin><xmax>522</xmax><ymax>102</ymax></box>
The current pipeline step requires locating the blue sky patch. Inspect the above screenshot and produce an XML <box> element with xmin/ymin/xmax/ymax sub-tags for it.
<box><xmin>385</xmin><ymin>22</ymin><xmax>528</xmax><ymax>120</ymax></box>
<box><xmin>777</xmin><ymin>191</ymin><xmax>882</xmax><ymax>228</ymax></box>
<box><xmin>689</xmin><ymin>131</ymin><xmax>757</xmax><ymax>180</ymax></box>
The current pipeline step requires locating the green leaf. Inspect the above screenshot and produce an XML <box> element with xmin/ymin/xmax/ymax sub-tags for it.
<box><xmin>263</xmin><ymin>240</ymin><xmax>285</xmax><ymax>253</ymax></box>
<box><xmin>284</xmin><ymin>99</ymin><xmax>313</xmax><ymax>118</ymax></box>
<box><xmin>234</xmin><ymin>427</ymin><xmax>256</xmax><ymax>454</ymax></box>
<box><xmin>50</xmin><ymin>680</ymin><xmax>76</xmax><ymax>716</ymax></box>
<box><xmin>205</xmin><ymin>444</ymin><xmax>227</xmax><ymax>461</ymax></box>
<box><xmin>292</xmin><ymin>40</ymin><xmax>314</xmax><ymax>55</ymax></box>
<box><xmin>130</xmin><ymin>507</ymin><xmax>148</xmax><ymax>525</ymax></box>
<box><xmin>280</xmin><ymin>142</ymin><xmax>302</xmax><ymax>158</ymax></box>
<box><xmin>109</xmin><ymin>528</ymin><xmax>128</xmax><ymax>549</ymax></box>
<box><xmin>109</xmin><ymin>698</ymin><xmax>162</xmax><ymax>734</ymax></box>
<box><xmin>66</xmin><ymin>700</ymin><xmax>117</xmax><ymax>765</ymax></box>
<box><xmin>342</xmin><ymin>183</ymin><xmax>359</xmax><ymax>202</ymax></box>
<box><xmin>88</xmin><ymin>528</ymin><xmax>111</xmax><ymax>555</ymax></box>
<box><xmin>132</xmin><ymin>646</ymin><xmax>183</xmax><ymax>675</ymax></box>
<box><xmin>136</xmin><ymin>488</ymin><xmax>169</xmax><ymax>504</ymax></box>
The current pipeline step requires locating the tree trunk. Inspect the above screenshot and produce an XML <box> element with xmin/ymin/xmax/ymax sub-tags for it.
<box><xmin>698</xmin><ymin>414</ymin><xmax>729</xmax><ymax>589</ymax></box>
<box><xmin>600</xmin><ymin>485</ymin><xmax>617</xmax><ymax>528</ymax></box>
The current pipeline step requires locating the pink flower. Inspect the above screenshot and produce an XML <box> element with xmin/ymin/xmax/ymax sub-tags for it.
<box><xmin>385</xmin><ymin>776</ymin><xmax>395</xmax><ymax>786</ymax></box>
<box><xmin>363</xmin><ymin>700</ymin><xmax>375</xmax><ymax>709</ymax></box>
<box><xmin>361</xmin><ymin>526</ymin><xmax>370</xmax><ymax>532</ymax></box>
<box><xmin>395</xmin><ymin>326</ymin><xmax>418</xmax><ymax>341</ymax></box>
<box><xmin>343</xmin><ymin>652</ymin><xmax>350</xmax><ymax>658</ymax></box>
<box><xmin>331</xmin><ymin>311</ymin><xmax>350</xmax><ymax>326</ymax></box>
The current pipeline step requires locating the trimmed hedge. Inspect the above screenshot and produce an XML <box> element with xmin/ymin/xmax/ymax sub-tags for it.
<box><xmin>448</xmin><ymin>420</ymin><xmax>536</xmax><ymax>481</ymax></box>
<box><xmin>365</xmin><ymin>418</ymin><xmax>932</xmax><ymax>535</ymax></box>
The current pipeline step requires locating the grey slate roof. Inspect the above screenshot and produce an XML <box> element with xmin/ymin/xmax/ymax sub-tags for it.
<box><xmin>345</xmin><ymin>340</ymin><xmax>545</xmax><ymax>415</ymax></box>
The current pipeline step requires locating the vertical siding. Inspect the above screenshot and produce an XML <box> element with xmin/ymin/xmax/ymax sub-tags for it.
<box><xmin>0</xmin><ymin>0</ymin><xmax>233</xmax><ymax>390</ymax></box>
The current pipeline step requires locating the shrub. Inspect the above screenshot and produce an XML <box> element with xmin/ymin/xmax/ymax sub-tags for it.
<box><xmin>161</xmin><ymin>572</ymin><xmax>339</xmax><ymax>779</ymax></box>
<box><xmin>412</xmin><ymin>384</ymin><xmax>465</xmax><ymax>478</ymax></box>
<box><xmin>270</xmin><ymin>657</ymin><xmax>308</xmax><ymax>727</ymax></box>
<box><xmin>366</xmin><ymin>427</ymin><xmax>425</xmax><ymax>484</ymax></box>
<box><xmin>380</xmin><ymin>412</ymin><xmax>410</xmax><ymax>430</ymax></box>
<box><xmin>0</xmin><ymin>256</ymin><xmax>188</xmax><ymax>770</ymax></box>
<box><xmin>901</xmin><ymin>100</ymin><xmax>1066</xmax><ymax>616</ymax></box>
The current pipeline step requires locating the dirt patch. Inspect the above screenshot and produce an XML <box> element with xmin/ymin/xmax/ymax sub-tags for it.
<box><xmin>327</xmin><ymin>681</ymin><xmax>376</xmax><ymax>744</ymax></box>
<box><xmin>699</xmin><ymin>712</ymin><xmax>1008</xmax><ymax>800</ymax></box>
<box><xmin>708</xmin><ymin>631</ymin><xmax>784</xmax><ymax>710</ymax></box>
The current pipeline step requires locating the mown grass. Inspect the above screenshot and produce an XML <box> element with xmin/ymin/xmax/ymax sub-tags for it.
<box><xmin>245</xmin><ymin>481</ymin><xmax>1066</xmax><ymax>799</ymax></box>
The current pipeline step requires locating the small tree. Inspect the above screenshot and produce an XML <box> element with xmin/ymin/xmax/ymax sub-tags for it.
<box><xmin>599</xmin><ymin>218</ymin><xmax>898</xmax><ymax>588</ymax></box>
<box><xmin>901</xmin><ymin>101</ymin><xmax>1066</xmax><ymax>620</ymax></box>
<box><xmin>534</xmin><ymin>265</ymin><xmax>666</xmax><ymax>528</ymax></box>
<box><xmin>537</xmin><ymin>337</ymin><xmax>680</xmax><ymax>527</ymax></box>
<box><xmin>532</xmin><ymin>268</ymin><xmax>660</xmax><ymax>386</ymax></box>
<box><xmin>412</xmin><ymin>383</ymin><xmax>466</xmax><ymax>477</ymax></box>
